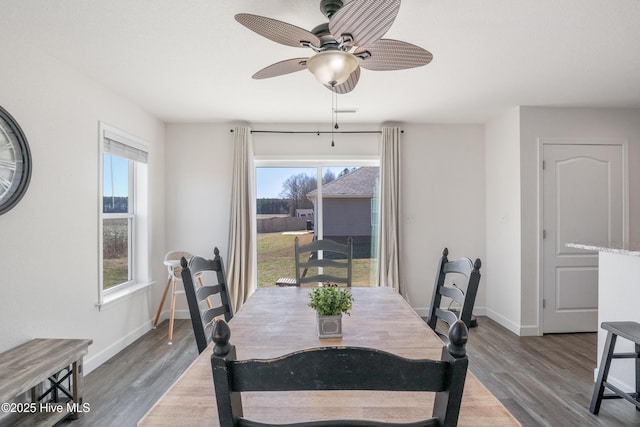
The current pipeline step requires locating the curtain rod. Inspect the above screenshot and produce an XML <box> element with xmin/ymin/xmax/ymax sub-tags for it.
<box><xmin>229</xmin><ymin>129</ymin><xmax>403</xmax><ymax>134</ymax></box>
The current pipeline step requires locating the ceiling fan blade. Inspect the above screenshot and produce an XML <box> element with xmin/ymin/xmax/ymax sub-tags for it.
<box><xmin>329</xmin><ymin>0</ymin><xmax>400</xmax><ymax>47</ymax></box>
<box><xmin>355</xmin><ymin>39</ymin><xmax>433</xmax><ymax>71</ymax></box>
<box><xmin>252</xmin><ymin>58</ymin><xmax>309</xmax><ymax>79</ymax></box>
<box><xmin>235</xmin><ymin>13</ymin><xmax>320</xmax><ymax>48</ymax></box>
<box><xmin>325</xmin><ymin>66</ymin><xmax>360</xmax><ymax>94</ymax></box>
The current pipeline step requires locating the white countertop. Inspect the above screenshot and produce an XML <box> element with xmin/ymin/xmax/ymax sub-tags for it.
<box><xmin>566</xmin><ymin>242</ymin><xmax>640</xmax><ymax>257</ymax></box>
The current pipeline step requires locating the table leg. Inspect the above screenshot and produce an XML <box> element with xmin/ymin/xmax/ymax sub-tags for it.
<box><xmin>70</xmin><ymin>358</ymin><xmax>84</xmax><ymax>419</ymax></box>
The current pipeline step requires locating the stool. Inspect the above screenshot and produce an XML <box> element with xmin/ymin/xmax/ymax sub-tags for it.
<box><xmin>589</xmin><ymin>321</ymin><xmax>640</xmax><ymax>414</ymax></box>
<box><xmin>153</xmin><ymin>250</ymin><xmax>192</xmax><ymax>345</ymax></box>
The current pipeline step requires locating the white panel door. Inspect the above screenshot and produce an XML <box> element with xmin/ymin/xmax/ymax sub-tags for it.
<box><xmin>542</xmin><ymin>143</ymin><xmax>624</xmax><ymax>333</ymax></box>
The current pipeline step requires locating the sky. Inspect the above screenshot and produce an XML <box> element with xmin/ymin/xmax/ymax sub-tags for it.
<box><xmin>256</xmin><ymin>166</ymin><xmax>349</xmax><ymax>198</ymax></box>
<box><xmin>103</xmin><ymin>154</ymin><xmax>129</xmax><ymax>197</ymax></box>
<box><xmin>103</xmin><ymin>158</ymin><xmax>349</xmax><ymax>199</ymax></box>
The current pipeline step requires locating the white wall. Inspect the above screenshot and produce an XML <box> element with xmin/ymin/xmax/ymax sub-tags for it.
<box><xmin>519</xmin><ymin>107</ymin><xmax>640</xmax><ymax>333</ymax></box>
<box><xmin>0</xmin><ymin>40</ymin><xmax>166</xmax><ymax>372</ymax></box>
<box><xmin>251</xmin><ymin>122</ymin><xmax>381</xmax><ymax>159</ymax></box>
<box><xmin>400</xmin><ymin>123</ymin><xmax>486</xmax><ymax>315</ymax></box>
<box><xmin>165</xmin><ymin>123</ymin><xmax>234</xmax><ymax>255</ymax></box>
<box><xmin>484</xmin><ymin>108</ymin><xmax>523</xmax><ymax>333</ymax></box>
<box><xmin>164</xmin><ymin>122</ymin><xmax>487</xmax><ymax>317</ymax></box>
<box><xmin>162</xmin><ymin>123</ymin><xmax>235</xmax><ymax>316</ymax></box>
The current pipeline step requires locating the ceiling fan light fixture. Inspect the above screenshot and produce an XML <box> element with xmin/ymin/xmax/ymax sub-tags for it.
<box><xmin>306</xmin><ymin>50</ymin><xmax>358</xmax><ymax>87</ymax></box>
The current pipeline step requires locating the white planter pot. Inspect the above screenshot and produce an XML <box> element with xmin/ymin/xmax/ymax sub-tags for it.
<box><xmin>317</xmin><ymin>314</ymin><xmax>342</xmax><ymax>338</ymax></box>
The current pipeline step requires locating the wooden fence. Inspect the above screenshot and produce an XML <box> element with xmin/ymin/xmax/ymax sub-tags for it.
<box><xmin>257</xmin><ymin>216</ymin><xmax>312</xmax><ymax>233</ymax></box>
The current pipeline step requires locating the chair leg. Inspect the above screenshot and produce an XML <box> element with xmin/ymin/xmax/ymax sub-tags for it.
<box><xmin>590</xmin><ymin>331</ymin><xmax>617</xmax><ymax>414</ymax></box>
<box><xmin>153</xmin><ymin>277</ymin><xmax>172</xmax><ymax>328</ymax></box>
<box><xmin>168</xmin><ymin>278</ymin><xmax>177</xmax><ymax>345</ymax></box>
<box><xmin>636</xmin><ymin>343</ymin><xmax>640</xmax><ymax>411</ymax></box>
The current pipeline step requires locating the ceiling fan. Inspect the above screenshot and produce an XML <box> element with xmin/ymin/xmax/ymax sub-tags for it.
<box><xmin>235</xmin><ymin>0</ymin><xmax>433</xmax><ymax>94</ymax></box>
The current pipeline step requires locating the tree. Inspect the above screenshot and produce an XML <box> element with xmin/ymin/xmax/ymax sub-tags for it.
<box><xmin>338</xmin><ymin>167</ymin><xmax>356</xmax><ymax>177</ymax></box>
<box><xmin>280</xmin><ymin>173</ymin><xmax>317</xmax><ymax>216</ymax></box>
<box><xmin>256</xmin><ymin>198</ymin><xmax>288</xmax><ymax>215</ymax></box>
<box><xmin>323</xmin><ymin>169</ymin><xmax>336</xmax><ymax>184</ymax></box>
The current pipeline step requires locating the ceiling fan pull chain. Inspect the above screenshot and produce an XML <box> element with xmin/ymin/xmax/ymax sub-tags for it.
<box><xmin>334</xmin><ymin>91</ymin><xmax>339</xmax><ymax>130</ymax></box>
<box><xmin>331</xmin><ymin>90</ymin><xmax>337</xmax><ymax>147</ymax></box>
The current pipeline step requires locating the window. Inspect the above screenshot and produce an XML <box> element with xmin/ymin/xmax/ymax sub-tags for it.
<box><xmin>98</xmin><ymin>123</ymin><xmax>149</xmax><ymax>306</ymax></box>
<box><xmin>103</xmin><ymin>154</ymin><xmax>132</xmax><ymax>289</ymax></box>
<box><xmin>255</xmin><ymin>162</ymin><xmax>379</xmax><ymax>287</ymax></box>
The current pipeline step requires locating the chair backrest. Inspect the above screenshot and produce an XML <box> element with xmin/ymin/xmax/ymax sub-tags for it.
<box><xmin>295</xmin><ymin>237</ymin><xmax>352</xmax><ymax>287</ymax></box>
<box><xmin>210</xmin><ymin>318</ymin><xmax>469</xmax><ymax>427</ymax></box>
<box><xmin>181</xmin><ymin>247</ymin><xmax>233</xmax><ymax>354</ymax></box>
<box><xmin>427</xmin><ymin>248</ymin><xmax>481</xmax><ymax>342</ymax></box>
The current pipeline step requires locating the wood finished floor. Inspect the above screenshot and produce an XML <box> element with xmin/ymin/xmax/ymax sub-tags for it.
<box><xmin>463</xmin><ymin>317</ymin><xmax>640</xmax><ymax>427</ymax></box>
<box><xmin>61</xmin><ymin>320</ymin><xmax>199</xmax><ymax>427</ymax></box>
<box><xmin>62</xmin><ymin>317</ymin><xmax>640</xmax><ymax>427</ymax></box>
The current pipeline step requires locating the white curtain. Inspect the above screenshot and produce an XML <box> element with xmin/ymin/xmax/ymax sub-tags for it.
<box><xmin>378</xmin><ymin>127</ymin><xmax>402</xmax><ymax>293</ymax></box>
<box><xmin>226</xmin><ymin>127</ymin><xmax>256</xmax><ymax>312</ymax></box>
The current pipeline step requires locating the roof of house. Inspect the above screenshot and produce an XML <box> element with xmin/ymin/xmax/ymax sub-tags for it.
<box><xmin>308</xmin><ymin>167</ymin><xmax>379</xmax><ymax>199</ymax></box>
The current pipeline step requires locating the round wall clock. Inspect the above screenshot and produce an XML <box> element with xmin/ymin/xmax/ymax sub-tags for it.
<box><xmin>0</xmin><ymin>106</ymin><xmax>32</xmax><ymax>215</ymax></box>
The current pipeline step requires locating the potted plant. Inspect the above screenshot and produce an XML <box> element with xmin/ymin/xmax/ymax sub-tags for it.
<box><xmin>308</xmin><ymin>284</ymin><xmax>354</xmax><ymax>338</ymax></box>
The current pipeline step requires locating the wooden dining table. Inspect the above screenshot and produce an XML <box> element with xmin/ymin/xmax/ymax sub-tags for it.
<box><xmin>139</xmin><ymin>286</ymin><xmax>521</xmax><ymax>426</ymax></box>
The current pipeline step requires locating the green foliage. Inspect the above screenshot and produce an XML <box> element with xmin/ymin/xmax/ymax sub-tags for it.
<box><xmin>103</xmin><ymin>257</ymin><xmax>128</xmax><ymax>289</ymax></box>
<box><xmin>308</xmin><ymin>285</ymin><xmax>354</xmax><ymax>316</ymax></box>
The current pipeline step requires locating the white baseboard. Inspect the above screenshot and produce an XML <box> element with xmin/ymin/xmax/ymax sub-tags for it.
<box><xmin>84</xmin><ymin>321</ymin><xmax>152</xmax><ymax>374</ymax></box>
<box><xmin>83</xmin><ymin>309</ymin><xmax>192</xmax><ymax>374</ymax></box>
<box><xmin>518</xmin><ymin>324</ymin><xmax>541</xmax><ymax>336</ymax></box>
<box><xmin>483</xmin><ymin>308</ymin><xmax>520</xmax><ymax>335</ymax></box>
<box><xmin>170</xmin><ymin>309</ymin><xmax>191</xmax><ymax>320</ymax></box>
<box><xmin>472</xmin><ymin>307</ymin><xmax>486</xmax><ymax>317</ymax></box>
<box><xmin>413</xmin><ymin>306</ymin><xmax>540</xmax><ymax>337</ymax></box>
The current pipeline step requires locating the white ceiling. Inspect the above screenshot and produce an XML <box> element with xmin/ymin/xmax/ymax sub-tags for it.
<box><xmin>3</xmin><ymin>0</ymin><xmax>640</xmax><ymax>124</ymax></box>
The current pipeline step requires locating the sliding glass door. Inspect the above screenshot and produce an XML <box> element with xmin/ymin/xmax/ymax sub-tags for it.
<box><xmin>255</xmin><ymin>163</ymin><xmax>379</xmax><ymax>287</ymax></box>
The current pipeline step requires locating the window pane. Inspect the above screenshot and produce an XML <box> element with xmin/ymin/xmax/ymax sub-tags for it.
<box><xmin>103</xmin><ymin>217</ymin><xmax>130</xmax><ymax>289</ymax></box>
<box><xmin>321</xmin><ymin>166</ymin><xmax>379</xmax><ymax>286</ymax></box>
<box><xmin>256</xmin><ymin>167</ymin><xmax>316</xmax><ymax>287</ymax></box>
<box><xmin>255</xmin><ymin>165</ymin><xmax>379</xmax><ymax>287</ymax></box>
<box><xmin>103</xmin><ymin>154</ymin><xmax>129</xmax><ymax>214</ymax></box>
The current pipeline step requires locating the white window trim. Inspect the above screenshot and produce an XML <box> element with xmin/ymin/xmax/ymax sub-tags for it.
<box><xmin>253</xmin><ymin>157</ymin><xmax>380</xmax><ymax>282</ymax></box>
<box><xmin>97</xmin><ymin>122</ymin><xmax>151</xmax><ymax>310</ymax></box>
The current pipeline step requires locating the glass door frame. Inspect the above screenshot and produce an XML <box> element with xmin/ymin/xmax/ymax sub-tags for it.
<box><xmin>253</xmin><ymin>156</ymin><xmax>379</xmax><ymax>286</ymax></box>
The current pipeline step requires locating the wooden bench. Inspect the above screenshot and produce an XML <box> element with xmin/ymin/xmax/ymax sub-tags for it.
<box><xmin>0</xmin><ymin>338</ymin><xmax>92</xmax><ymax>426</ymax></box>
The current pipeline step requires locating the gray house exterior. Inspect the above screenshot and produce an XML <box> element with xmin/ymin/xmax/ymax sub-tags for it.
<box><xmin>307</xmin><ymin>167</ymin><xmax>379</xmax><ymax>255</ymax></box>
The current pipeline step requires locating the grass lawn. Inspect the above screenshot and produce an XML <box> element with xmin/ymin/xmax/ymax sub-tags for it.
<box><xmin>103</xmin><ymin>257</ymin><xmax>128</xmax><ymax>289</ymax></box>
<box><xmin>257</xmin><ymin>232</ymin><xmax>373</xmax><ymax>287</ymax></box>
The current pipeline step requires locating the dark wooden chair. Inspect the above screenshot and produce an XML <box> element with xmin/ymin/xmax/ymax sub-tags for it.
<box><xmin>589</xmin><ymin>321</ymin><xmax>640</xmax><ymax>414</ymax></box>
<box><xmin>180</xmin><ymin>247</ymin><xmax>233</xmax><ymax>354</ymax></box>
<box><xmin>426</xmin><ymin>248</ymin><xmax>481</xmax><ymax>343</ymax></box>
<box><xmin>295</xmin><ymin>236</ymin><xmax>353</xmax><ymax>287</ymax></box>
<box><xmin>276</xmin><ymin>251</ymin><xmax>314</xmax><ymax>286</ymax></box>
<box><xmin>210</xmin><ymin>318</ymin><xmax>470</xmax><ymax>427</ymax></box>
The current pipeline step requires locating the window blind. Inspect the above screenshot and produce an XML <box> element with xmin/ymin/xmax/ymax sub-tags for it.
<box><xmin>103</xmin><ymin>130</ymin><xmax>148</xmax><ymax>163</ymax></box>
